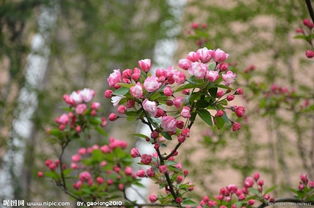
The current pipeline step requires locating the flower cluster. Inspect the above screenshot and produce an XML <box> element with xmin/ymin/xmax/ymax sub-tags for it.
<box><xmin>295</xmin><ymin>19</ymin><xmax>314</xmax><ymax>59</ymax></box>
<box><xmin>185</xmin><ymin>22</ymin><xmax>209</xmax><ymax>47</ymax></box>
<box><xmin>47</xmin><ymin>88</ymin><xmax>107</xmax><ymax>143</ymax></box>
<box><xmin>294</xmin><ymin>174</ymin><xmax>314</xmax><ymax>201</ymax></box>
<box><xmin>196</xmin><ymin>173</ymin><xmax>275</xmax><ymax>208</ymax></box>
<box><xmin>39</xmin><ymin>138</ymin><xmax>139</xmax><ymax>201</ymax></box>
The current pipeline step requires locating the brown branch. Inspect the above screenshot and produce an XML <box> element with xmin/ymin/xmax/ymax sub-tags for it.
<box><xmin>305</xmin><ymin>0</ymin><xmax>314</xmax><ymax>22</ymax></box>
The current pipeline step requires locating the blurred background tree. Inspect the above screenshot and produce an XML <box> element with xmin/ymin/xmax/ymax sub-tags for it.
<box><xmin>0</xmin><ymin>0</ymin><xmax>176</xmax><ymax>202</ymax></box>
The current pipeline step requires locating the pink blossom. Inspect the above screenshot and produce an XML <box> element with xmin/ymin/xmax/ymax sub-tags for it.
<box><xmin>142</xmin><ymin>99</ymin><xmax>157</xmax><ymax>116</ymax></box>
<box><xmin>138</xmin><ymin>59</ymin><xmax>152</xmax><ymax>72</ymax></box>
<box><xmin>79</xmin><ymin>171</ymin><xmax>92</xmax><ymax>182</ymax></box>
<box><xmin>100</xmin><ymin>145</ymin><xmax>111</xmax><ymax>153</ymax></box>
<box><xmin>131</xmin><ymin>67</ymin><xmax>141</xmax><ymax>81</ymax></box>
<box><xmin>75</xmin><ymin>104</ymin><xmax>87</xmax><ymax>114</ymax></box>
<box><xmin>244</xmin><ymin>176</ymin><xmax>254</xmax><ymax>188</ymax></box>
<box><xmin>37</xmin><ymin>171</ymin><xmax>44</xmax><ymax>177</ymax></box>
<box><xmin>233</xmin><ymin>106</ymin><xmax>245</xmax><ymax>117</ymax></box>
<box><xmin>175</xmin><ymin>163</ymin><xmax>182</xmax><ymax>169</ymax></box>
<box><xmin>96</xmin><ymin>177</ymin><xmax>104</xmax><ymax>184</ymax></box>
<box><xmin>161</xmin><ymin>116</ymin><xmax>177</xmax><ymax>133</ymax></box>
<box><xmin>186</xmin><ymin>51</ymin><xmax>200</xmax><ymax>62</ymax></box>
<box><xmin>197</xmin><ymin>47</ymin><xmax>212</xmax><ymax>63</ymax></box>
<box><xmin>78</xmin><ymin>148</ymin><xmax>87</xmax><ymax>155</ymax></box>
<box><xmin>117</xmin><ymin>105</ymin><xmax>127</xmax><ymax>114</ymax></box>
<box><xmin>217</xmin><ymin>63</ymin><xmax>229</xmax><ymax>71</ymax></box>
<box><xmin>163</xmin><ymin>86</ymin><xmax>173</xmax><ymax>96</ymax></box>
<box><xmin>71</xmin><ymin>163</ymin><xmax>78</xmax><ymax>169</ymax></box>
<box><xmin>253</xmin><ymin>172</ymin><xmax>260</xmax><ymax>181</ymax></box>
<box><xmin>215</xmin><ymin>110</ymin><xmax>224</xmax><ymax>117</ymax></box>
<box><xmin>80</xmin><ymin>88</ymin><xmax>95</xmax><ymax>102</ymax></box>
<box><xmin>140</xmin><ymin>154</ymin><xmax>152</xmax><ymax>165</ymax></box>
<box><xmin>178</xmin><ymin>58</ymin><xmax>192</xmax><ymax>70</ymax></box>
<box><xmin>146</xmin><ymin>168</ymin><xmax>155</xmax><ymax>177</ymax></box>
<box><xmin>108</xmin><ymin>113</ymin><xmax>118</xmax><ymax>121</ymax></box>
<box><xmin>104</xmin><ymin>90</ymin><xmax>113</xmax><ymax>98</ymax></box>
<box><xmin>181</xmin><ymin>106</ymin><xmax>191</xmax><ymax>118</ymax></box>
<box><xmin>130</xmin><ymin>82</ymin><xmax>143</xmax><ymax>98</ymax></box>
<box><xmin>213</xmin><ymin>48</ymin><xmax>229</xmax><ymax>62</ymax></box>
<box><xmin>73</xmin><ymin>181</ymin><xmax>82</xmax><ymax>190</ymax></box>
<box><xmin>303</xmin><ymin>19</ymin><xmax>314</xmax><ymax>29</ymax></box>
<box><xmin>206</xmin><ymin>70</ymin><xmax>219</xmax><ymax>82</ymax></box>
<box><xmin>188</xmin><ymin>62</ymin><xmax>207</xmax><ymax>79</ymax></box>
<box><xmin>144</xmin><ymin>76</ymin><xmax>161</xmax><ymax>92</ymax></box>
<box><xmin>232</xmin><ymin>122</ymin><xmax>241</xmax><ymax>131</ymax></box>
<box><xmin>222</xmin><ymin>71</ymin><xmax>236</xmax><ymax>85</ymax></box>
<box><xmin>69</xmin><ymin>91</ymin><xmax>82</xmax><ymax>104</ymax></box>
<box><xmin>56</xmin><ymin>113</ymin><xmax>69</xmax><ymax>125</ymax></box>
<box><xmin>122</xmin><ymin>69</ymin><xmax>132</xmax><ymax>78</ymax></box>
<box><xmin>159</xmin><ymin>165</ymin><xmax>168</xmax><ymax>173</ymax></box>
<box><xmin>136</xmin><ymin>169</ymin><xmax>146</xmax><ymax>177</ymax></box>
<box><xmin>173</xmin><ymin>97</ymin><xmax>184</xmax><ymax>108</ymax></box>
<box><xmin>71</xmin><ymin>154</ymin><xmax>81</xmax><ymax>162</ymax></box>
<box><xmin>148</xmin><ymin>194</ymin><xmax>158</xmax><ymax>203</ymax></box>
<box><xmin>227</xmin><ymin>95</ymin><xmax>234</xmax><ymax>101</ymax></box>
<box><xmin>124</xmin><ymin>167</ymin><xmax>133</xmax><ymax>176</ymax></box>
<box><xmin>176</xmin><ymin>175</ymin><xmax>184</xmax><ymax>183</ymax></box>
<box><xmin>91</xmin><ymin>102</ymin><xmax>100</xmax><ymax>110</ymax></box>
<box><xmin>236</xmin><ymin>88</ymin><xmax>244</xmax><ymax>95</ymax></box>
<box><xmin>109</xmin><ymin>137</ymin><xmax>128</xmax><ymax>149</ymax></box>
<box><xmin>130</xmin><ymin>148</ymin><xmax>140</xmax><ymax>158</ymax></box>
<box><xmin>306</xmin><ymin>50</ymin><xmax>314</xmax><ymax>58</ymax></box>
<box><xmin>107</xmin><ymin>69</ymin><xmax>122</xmax><ymax>88</ymax></box>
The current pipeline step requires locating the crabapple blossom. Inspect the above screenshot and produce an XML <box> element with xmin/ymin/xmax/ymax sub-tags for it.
<box><xmin>188</xmin><ymin>62</ymin><xmax>207</xmax><ymax>78</ymax></box>
<box><xmin>142</xmin><ymin>99</ymin><xmax>157</xmax><ymax>116</ymax></box>
<box><xmin>305</xmin><ymin>50</ymin><xmax>314</xmax><ymax>58</ymax></box>
<box><xmin>181</xmin><ymin>106</ymin><xmax>191</xmax><ymax>118</ymax></box>
<box><xmin>107</xmin><ymin>69</ymin><xmax>122</xmax><ymax>88</ymax></box>
<box><xmin>149</xmin><ymin>194</ymin><xmax>158</xmax><ymax>203</ymax></box>
<box><xmin>130</xmin><ymin>148</ymin><xmax>140</xmax><ymax>158</ymax></box>
<box><xmin>178</xmin><ymin>58</ymin><xmax>192</xmax><ymax>70</ymax></box>
<box><xmin>161</xmin><ymin>116</ymin><xmax>177</xmax><ymax>133</ymax></box>
<box><xmin>213</xmin><ymin>48</ymin><xmax>229</xmax><ymax>62</ymax></box>
<box><xmin>206</xmin><ymin>70</ymin><xmax>219</xmax><ymax>82</ymax></box>
<box><xmin>144</xmin><ymin>76</ymin><xmax>161</xmax><ymax>92</ymax></box>
<box><xmin>138</xmin><ymin>59</ymin><xmax>152</xmax><ymax>72</ymax></box>
<box><xmin>222</xmin><ymin>71</ymin><xmax>236</xmax><ymax>85</ymax></box>
<box><xmin>197</xmin><ymin>47</ymin><xmax>212</xmax><ymax>63</ymax></box>
<box><xmin>130</xmin><ymin>82</ymin><xmax>143</xmax><ymax>98</ymax></box>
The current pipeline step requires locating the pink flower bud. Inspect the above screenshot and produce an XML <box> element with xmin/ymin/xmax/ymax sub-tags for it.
<box><xmin>37</xmin><ymin>171</ymin><xmax>44</xmax><ymax>177</ymax></box>
<box><xmin>176</xmin><ymin>175</ymin><xmax>184</xmax><ymax>183</ymax></box>
<box><xmin>146</xmin><ymin>168</ymin><xmax>155</xmax><ymax>177</ymax></box>
<box><xmin>300</xmin><ymin>173</ymin><xmax>308</xmax><ymax>184</ymax></box>
<box><xmin>108</xmin><ymin>113</ymin><xmax>118</xmax><ymax>121</ymax></box>
<box><xmin>248</xmin><ymin>199</ymin><xmax>255</xmax><ymax>206</ymax></box>
<box><xmin>138</xmin><ymin>59</ymin><xmax>151</xmax><ymax>72</ymax></box>
<box><xmin>175</xmin><ymin>197</ymin><xmax>182</xmax><ymax>203</ymax></box>
<box><xmin>182</xmin><ymin>89</ymin><xmax>190</xmax><ymax>95</ymax></box>
<box><xmin>130</xmin><ymin>148</ymin><xmax>140</xmax><ymax>158</ymax></box>
<box><xmin>206</xmin><ymin>70</ymin><xmax>219</xmax><ymax>82</ymax></box>
<box><xmin>303</xmin><ymin>19</ymin><xmax>314</xmax><ymax>29</ymax></box>
<box><xmin>100</xmin><ymin>145</ymin><xmax>111</xmax><ymax>153</ymax></box>
<box><xmin>75</xmin><ymin>125</ymin><xmax>81</xmax><ymax>132</ymax></box>
<box><xmin>73</xmin><ymin>181</ymin><xmax>82</xmax><ymax>190</ymax></box>
<box><xmin>264</xmin><ymin>194</ymin><xmax>270</xmax><ymax>200</ymax></box>
<box><xmin>222</xmin><ymin>71</ymin><xmax>236</xmax><ymax>85</ymax></box>
<box><xmin>231</xmin><ymin>122</ymin><xmax>241</xmax><ymax>131</ymax></box>
<box><xmin>143</xmin><ymin>99</ymin><xmax>157</xmax><ymax>116</ymax></box>
<box><xmin>140</xmin><ymin>154</ymin><xmax>152</xmax><ymax>165</ymax></box>
<box><xmin>107</xmin><ymin>69</ymin><xmax>122</xmax><ymax>88</ymax></box>
<box><xmin>173</xmin><ymin>97</ymin><xmax>184</xmax><ymax>108</ymax></box>
<box><xmin>181</xmin><ymin>106</ymin><xmax>191</xmax><ymax>118</ymax></box>
<box><xmin>100</xmin><ymin>161</ymin><xmax>107</xmax><ymax>167</ymax></box>
<box><xmin>238</xmin><ymin>194</ymin><xmax>245</xmax><ymax>200</ymax></box>
<box><xmin>136</xmin><ymin>169</ymin><xmax>146</xmax><ymax>177</ymax></box>
<box><xmin>96</xmin><ymin>177</ymin><xmax>104</xmax><ymax>184</ymax></box>
<box><xmin>244</xmin><ymin>176</ymin><xmax>254</xmax><ymax>188</ymax></box>
<box><xmin>163</xmin><ymin>86</ymin><xmax>173</xmax><ymax>96</ymax></box>
<box><xmin>104</xmin><ymin>90</ymin><xmax>113</xmax><ymax>98</ymax></box>
<box><xmin>55</xmin><ymin>113</ymin><xmax>69</xmax><ymax>125</ymax></box>
<box><xmin>213</xmin><ymin>48</ymin><xmax>229</xmax><ymax>62</ymax></box>
<box><xmin>130</xmin><ymin>82</ymin><xmax>143</xmax><ymax>98</ymax></box>
<box><xmin>71</xmin><ymin>154</ymin><xmax>81</xmax><ymax>162</ymax></box>
<box><xmin>305</xmin><ymin>50</ymin><xmax>314</xmax><ymax>58</ymax></box>
<box><xmin>161</xmin><ymin>116</ymin><xmax>177</xmax><ymax>133</ymax></box>
<box><xmin>159</xmin><ymin>165</ymin><xmax>168</xmax><ymax>173</ymax></box>
<box><xmin>126</xmin><ymin>100</ymin><xmax>135</xmax><ymax>108</ymax></box>
<box><xmin>215</xmin><ymin>110</ymin><xmax>224</xmax><ymax>117</ymax></box>
<box><xmin>217</xmin><ymin>90</ymin><xmax>224</xmax><ymax>98</ymax></box>
<box><xmin>118</xmin><ymin>184</ymin><xmax>124</xmax><ymax>191</ymax></box>
<box><xmin>227</xmin><ymin>95</ymin><xmax>234</xmax><ymax>101</ymax></box>
<box><xmin>178</xmin><ymin>134</ymin><xmax>186</xmax><ymax>143</ymax></box>
<box><xmin>144</xmin><ymin>76</ymin><xmax>161</xmax><ymax>92</ymax></box>
<box><xmin>155</xmin><ymin>108</ymin><xmax>165</xmax><ymax>117</ymax></box>
<box><xmin>175</xmin><ymin>163</ymin><xmax>182</xmax><ymax>169</ymax></box>
<box><xmin>79</xmin><ymin>171</ymin><xmax>92</xmax><ymax>182</ymax></box>
<box><xmin>117</xmin><ymin>105</ymin><xmax>127</xmax><ymax>114</ymax></box>
<box><xmin>233</xmin><ymin>106</ymin><xmax>245</xmax><ymax>117</ymax></box>
<box><xmin>253</xmin><ymin>172</ymin><xmax>260</xmax><ymax>181</ymax></box>
<box><xmin>236</xmin><ymin>88</ymin><xmax>244</xmax><ymax>95</ymax></box>
<box><xmin>91</xmin><ymin>102</ymin><xmax>100</xmax><ymax>110</ymax></box>
<box><xmin>258</xmin><ymin>179</ymin><xmax>264</xmax><ymax>186</ymax></box>
<box><xmin>183</xmin><ymin>169</ymin><xmax>189</xmax><ymax>176</ymax></box>
<box><xmin>75</xmin><ymin>104</ymin><xmax>87</xmax><ymax>115</ymax></box>
<box><xmin>122</xmin><ymin>68</ymin><xmax>133</xmax><ymax>78</ymax></box>
<box><xmin>187</xmin><ymin>51</ymin><xmax>200</xmax><ymax>62</ymax></box>
<box><xmin>197</xmin><ymin>47</ymin><xmax>212</xmax><ymax>63</ymax></box>
<box><xmin>217</xmin><ymin>63</ymin><xmax>229</xmax><ymax>71</ymax></box>
<box><xmin>308</xmin><ymin>180</ymin><xmax>314</xmax><ymax>188</ymax></box>
<box><xmin>178</xmin><ymin>58</ymin><xmax>192</xmax><ymax>70</ymax></box>
<box><xmin>149</xmin><ymin>194</ymin><xmax>158</xmax><ymax>203</ymax></box>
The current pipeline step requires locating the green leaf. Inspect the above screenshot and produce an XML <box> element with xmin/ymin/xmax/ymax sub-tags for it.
<box><xmin>208</xmin><ymin>62</ymin><xmax>216</xmax><ymax>70</ymax></box>
<box><xmin>118</xmin><ymin>83</ymin><xmax>134</xmax><ymax>88</ymax></box>
<box><xmin>95</xmin><ymin>126</ymin><xmax>107</xmax><ymax>136</ymax></box>
<box><xmin>131</xmin><ymin>133</ymin><xmax>148</xmax><ymax>139</ymax></box>
<box><xmin>113</xmin><ymin>87</ymin><xmax>129</xmax><ymax>96</ymax></box>
<box><xmin>175</xmin><ymin>83</ymin><xmax>200</xmax><ymax>92</ymax></box>
<box><xmin>214</xmin><ymin>116</ymin><xmax>225</xmax><ymax>129</ymax></box>
<box><xmin>49</xmin><ymin>128</ymin><xmax>62</xmax><ymax>137</ymax></box>
<box><xmin>197</xmin><ymin>109</ymin><xmax>213</xmax><ymax>126</ymax></box>
<box><xmin>89</xmin><ymin>117</ymin><xmax>101</xmax><ymax>125</ymax></box>
<box><xmin>161</xmin><ymin>132</ymin><xmax>172</xmax><ymax>140</ymax></box>
<box><xmin>264</xmin><ymin>186</ymin><xmax>276</xmax><ymax>194</ymax></box>
<box><xmin>249</xmin><ymin>188</ymin><xmax>259</xmax><ymax>195</ymax></box>
<box><xmin>182</xmin><ymin>199</ymin><xmax>196</xmax><ymax>205</ymax></box>
<box><xmin>208</xmin><ymin>87</ymin><xmax>217</xmax><ymax>97</ymax></box>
